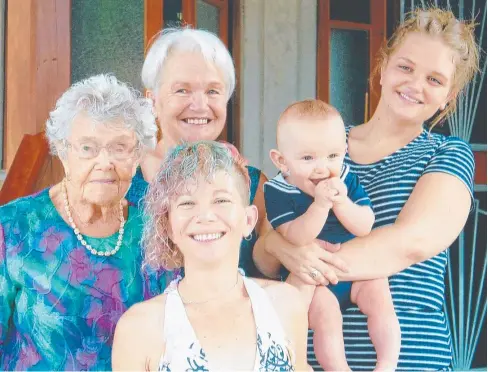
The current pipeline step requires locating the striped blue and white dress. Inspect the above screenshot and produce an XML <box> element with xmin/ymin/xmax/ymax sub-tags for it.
<box><xmin>307</xmin><ymin>127</ymin><xmax>475</xmax><ymax>371</ymax></box>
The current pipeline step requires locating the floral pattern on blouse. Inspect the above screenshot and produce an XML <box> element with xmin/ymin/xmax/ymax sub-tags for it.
<box><xmin>0</xmin><ymin>189</ymin><xmax>172</xmax><ymax>371</ymax></box>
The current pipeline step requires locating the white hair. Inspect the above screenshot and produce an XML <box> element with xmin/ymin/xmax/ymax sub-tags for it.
<box><xmin>45</xmin><ymin>74</ymin><xmax>158</xmax><ymax>156</ymax></box>
<box><xmin>142</xmin><ymin>28</ymin><xmax>235</xmax><ymax>101</ymax></box>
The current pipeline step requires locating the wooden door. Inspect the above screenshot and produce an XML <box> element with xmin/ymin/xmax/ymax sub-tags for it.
<box><xmin>317</xmin><ymin>0</ymin><xmax>386</xmax><ymax>125</ymax></box>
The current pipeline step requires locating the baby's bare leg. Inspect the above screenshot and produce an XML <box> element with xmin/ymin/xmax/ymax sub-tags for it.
<box><xmin>310</xmin><ymin>286</ymin><xmax>350</xmax><ymax>371</ymax></box>
<box><xmin>351</xmin><ymin>279</ymin><xmax>401</xmax><ymax>371</ymax></box>
<box><xmin>286</xmin><ymin>273</ymin><xmax>316</xmax><ymax>308</ymax></box>
<box><xmin>285</xmin><ymin>274</ymin><xmax>318</xmax><ymax>372</ymax></box>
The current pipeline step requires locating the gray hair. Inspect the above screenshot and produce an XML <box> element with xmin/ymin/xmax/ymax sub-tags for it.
<box><xmin>45</xmin><ymin>74</ymin><xmax>158</xmax><ymax>156</ymax></box>
<box><xmin>142</xmin><ymin>28</ymin><xmax>235</xmax><ymax>101</ymax></box>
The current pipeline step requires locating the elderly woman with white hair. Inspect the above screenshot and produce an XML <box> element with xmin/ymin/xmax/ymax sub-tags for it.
<box><xmin>126</xmin><ymin>28</ymin><xmax>268</xmax><ymax>275</ymax></box>
<box><xmin>0</xmin><ymin>74</ymin><xmax>169</xmax><ymax>371</ymax></box>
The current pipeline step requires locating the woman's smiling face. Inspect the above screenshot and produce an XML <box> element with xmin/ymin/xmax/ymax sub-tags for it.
<box><xmin>380</xmin><ymin>32</ymin><xmax>455</xmax><ymax>124</ymax></box>
<box><xmin>152</xmin><ymin>51</ymin><xmax>228</xmax><ymax>147</ymax></box>
<box><xmin>168</xmin><ymin>170</ymin><xmax>256</xmax><ymax>267</ymax></box>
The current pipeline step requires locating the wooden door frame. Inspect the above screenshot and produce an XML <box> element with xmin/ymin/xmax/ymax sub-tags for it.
<box><xmin>144</xmin><ymin>0</ymin><xmax>164</xmax><ymax>51</ymax></box>
<box><xmin>1</xmin><ymin>0</ymin><xmax>69</xmax><ymax>200</ymax></box>
<box><xmin>182</xmin><ymin>0</ymin><xmax>196</xmax><ymax>26</ymax></box>
<box><xmin>369</xmin><ymin>0</ymin><xmax>387</xmax><ymax>114</ymax></box>
<box><xmin>316</xmin><ymin>0</ymin><xmax>386</xmax><ymax>121</ymax></box>
<box><xmin>4</xmin><ymin>0</ymin><xmax>70</xmax><ymax>170</ymax></box>
<box><xmin>229</xmin><ymin>0</ymin><xmax>241</xmax><ymax>149</ymax></box>
<box><xmin>144</xmin><ymin>0</ymin><xmax>230</xmax><ymax>49</ymax></box>
<box><xmin>191</xmin><ymin>0</ymin><xmax>229</xmax><ymax>47</ymax></box>
<box><xmin>472</xmin><ymin>144</ymin><xmax>487</xmax><ymax>189</ymax></box>
<box><xmin>316</xmin><ymin>0</ymin><xmax>330</xmax><ymax>104</ymax></box>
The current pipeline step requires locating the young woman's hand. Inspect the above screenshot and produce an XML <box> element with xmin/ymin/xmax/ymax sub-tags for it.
<box><xmin>266</xmin><ymin>231</ymin><xmax>349</xmax><ymax>285</ymax></box>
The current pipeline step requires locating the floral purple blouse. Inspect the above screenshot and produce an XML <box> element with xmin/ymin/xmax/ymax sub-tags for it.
<box><xmin>0</xmin><ymin>189</ymin><xmax>170</xmax><ymax>371</ymax></box>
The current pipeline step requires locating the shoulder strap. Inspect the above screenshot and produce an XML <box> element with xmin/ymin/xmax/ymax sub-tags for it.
<box><xmin>159</xmin><ymin>285</ymin><xmax>198</xmax><ymax>369</ymax></box>
<box><xmin>242</xmin><ymin>277</ymin><xmax>286</xmax><ymax>340</ymax></box>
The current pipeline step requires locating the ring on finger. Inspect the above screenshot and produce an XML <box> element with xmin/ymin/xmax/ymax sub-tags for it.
<box><xmin>308</xmin><ymin>268</ymin><xmax>320</xmax><ymax>280</ymax></box>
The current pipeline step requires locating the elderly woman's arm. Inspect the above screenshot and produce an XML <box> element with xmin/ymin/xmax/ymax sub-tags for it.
<box><xmin>253</xmin><ymin>173</ymin><xmax>270</xmax><ymax>237</ymax></box>
<box><xmin>261</xmin><ymin>171</ymin><xmax>471</xmax><ymax>282</ymax></box>
<box><xmin>252</xmin><ymin>224</ymin><xmax>281</xmax><ymax>278</ymax></box>
<box><xmin>0</xmin><ymin>223</ymin><xmax>15</xmax><ymax>350</ymax></box>
<box><xmin>251</xmin><ymin>173</ymin><xmax>294</xmax><ymax>280</ymax></box>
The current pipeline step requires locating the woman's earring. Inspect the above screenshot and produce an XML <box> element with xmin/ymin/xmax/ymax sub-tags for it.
<box><xmin>244</xmin><ymin>233</ymin><xmax>253</xmax><ymax>241</ymax></box>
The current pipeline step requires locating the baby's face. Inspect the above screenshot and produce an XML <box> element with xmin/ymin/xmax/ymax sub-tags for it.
<box><xmin>279</xmin><ymin>116</ymin><xmax>347</xmax><ymax>197</ymax></box>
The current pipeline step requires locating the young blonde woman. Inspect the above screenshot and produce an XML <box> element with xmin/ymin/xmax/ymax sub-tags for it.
<box><xmin>112</xmin><ymin>141</ymin><xmax>309</xmax><ymax>371</ymax></box>
<box><xmin>254</xmin><ymin>8</ymin><xmax>480</xmax><ymax>370</ymax></box>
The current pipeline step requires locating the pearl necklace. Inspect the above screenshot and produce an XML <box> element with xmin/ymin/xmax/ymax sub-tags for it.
<box><xmin>62</xmin><ymin>178</ymin><xmax>125</xmax><ymax>256</ymax></box>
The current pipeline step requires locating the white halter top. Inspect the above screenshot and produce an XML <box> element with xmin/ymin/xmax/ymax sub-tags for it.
<box><xmin>158</xmin><ymin>275</ymin><xmax>294</xmax><ymax>371</ymax></box>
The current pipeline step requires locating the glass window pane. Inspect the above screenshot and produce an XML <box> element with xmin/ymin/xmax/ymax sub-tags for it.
<box><xmin>329</xmin><ymin>28</ymin><xmax>369</xmax><ymax>126</ymax></box>
<box><xmin>330</xmin><ymin>0</ymin><xmax>370</xmax><ymax>24</ymax></box>
<box><xmin>71</xmin><ymin>0</ymin><xmax>144</xmax><ymax>91</ymax></box>
<box><xmin>164</xmin><ymin>0</ymin><xmax>182</xmax><ymax>28</ymax></box>
<box><xmin>197</xmin><ymin>0</ymin><xmax>220</xmax><ymax>35</ymax></box>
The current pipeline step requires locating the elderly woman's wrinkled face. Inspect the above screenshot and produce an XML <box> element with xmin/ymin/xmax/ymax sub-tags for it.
<box><xmin>153</xmin><ymin>51</ymin><xmax>228</xmax><ymax>146</ymax></box>
<box><xmin>60</xmin><ymin>113</ymin><xmax>139</xmax><ymax>206</ymax></box>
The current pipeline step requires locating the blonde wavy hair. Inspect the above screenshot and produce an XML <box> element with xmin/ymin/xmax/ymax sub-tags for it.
<box><xmin>375</xmin><ymin>7</ymin><xmax>480</xmax><ymax>127</ymax></box>
<box><xmin>142</xmin><ymin>141</ymin><xmax>250</xmax><ymax>270</ymax></box>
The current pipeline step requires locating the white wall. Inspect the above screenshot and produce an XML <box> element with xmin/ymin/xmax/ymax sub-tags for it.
<box><xmin>239</xmin><ymin>0</ymin><xmax>317</xmax><ymax>177</ymax></box>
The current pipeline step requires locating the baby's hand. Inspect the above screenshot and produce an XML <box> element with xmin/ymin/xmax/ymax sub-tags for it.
<box><xmin>325</xmin><ymin>177</ymin><xmax>348</xmax><ymax>205</ymax></box>
<box><xmin>314</xmin><ymin>180</ymin><xmax>335</xmax><ymax>209</ymax></box>
<box><xmin>315</xmin><ymin>239</ymin><xmax>342</xmax><ymax>253</ymax></box>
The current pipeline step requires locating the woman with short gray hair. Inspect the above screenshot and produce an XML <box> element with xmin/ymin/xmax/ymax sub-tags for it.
<box><xmin>0</xmin><ymin>74</ymin><xmax>170</xmax><ymax>371</ymax></box>
<box><xmin>127</xmin><ymin>28</ymin><xmax>269</xmax><ymax>276</ymax></box>
<box><xmin>141</xmin><ymin>27</ymin><xmax>235</xmax><ymax>100</ymax></box>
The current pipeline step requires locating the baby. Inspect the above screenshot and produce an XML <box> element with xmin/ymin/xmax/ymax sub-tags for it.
<box><xmin>264</xmin><ymin>99</ymin><xmax>400</xmax><ymax>371</ymax></box>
